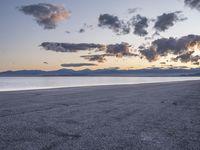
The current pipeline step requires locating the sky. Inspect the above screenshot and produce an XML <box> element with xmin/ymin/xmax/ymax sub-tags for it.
<box><xmin>0</xmin><ymin>0</ymin><xmax>200</xmax><ymax>72</ymax></box>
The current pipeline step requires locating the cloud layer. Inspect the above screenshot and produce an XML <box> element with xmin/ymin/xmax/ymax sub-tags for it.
<box><xmin>40</xmin><ymin>42</ymin><xmax>105</xmax><ymax>52</ymax></box>
<box><xmin>140</xmin><ymin>48</ymin><xmax>158</xmax><ymax>62</ymax></box>
<box><xmin>172</xmin><ymin>51</ymin><xmax>200</xmax><ymax>65</ymax></box>
<box><xmin>41</xmin><ymin>42</ymin><xmax>137</xmax><ymax>62</ymax></box>
<box><xmin>154</xmin><ymin>11</ymin><xmax>186</xmax><ymax>32</ymax></box>
<box><xmin>106</xmin><ymin>42</ymin><xmax>136</xmax><ymax>57</ymax></box>
<box><xmin>130</xmin><ymin>14</ymin><xmax>149</xmax><ymax>36</ymax></box>
<box><xmin>41</xmin><ymin>42</ymin><xmax>135</xmax><ymax>55</ymax></box>
<box><xmin>81</xmin><ymin>54</ymin><xmax>108</xmax><ymax>63</ymax></box>
<box><xmin>61</xmin><ymin>63</ymin><xmax>96</xmax><ymax>67</ymax></box>
<box><xmin>140</xmin><ymin>34</ymin><xmax>200</xmax><ymax>64</ymax></box>
<box><xmin>96</xmin><ymin>10</ymin><xmax>188</xmax><ymax>38</ymax></box>
<box><xmin>98</xmin><ymin>14</ymin><xmax>130</xmax><ymax>35</ymax></box>
<box><xmin>81</xmin><ymin>42</ymin><xmax>138</xmax><ymax>62</ymax></box>
<box><xmin>184</xmin><ymin>0</ymin><xmax>200</xmax><ymax>11</ymax></box>
<box><xmin>19</xmin><ymin>3</ymin><xmax>70</xmax><ymax>29</ymax></box>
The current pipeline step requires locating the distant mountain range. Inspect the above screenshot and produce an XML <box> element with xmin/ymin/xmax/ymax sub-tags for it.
<box><xmin>0</xmin><ymin>68</ymin><xmax>200</xmax><ymax>77</ymax></box>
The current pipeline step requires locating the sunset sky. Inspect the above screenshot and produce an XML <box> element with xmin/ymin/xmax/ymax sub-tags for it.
<box><xmin>1</xmin><ymin>0</ymin><xmax>200</xmax><ymax>71</ymax></box>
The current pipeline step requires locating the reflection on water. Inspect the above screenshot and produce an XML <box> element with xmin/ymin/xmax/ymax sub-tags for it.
<box><xmin>0</xmin><ymin>76</ymin><xmax>200</xmax><ymax>91</ymax></box>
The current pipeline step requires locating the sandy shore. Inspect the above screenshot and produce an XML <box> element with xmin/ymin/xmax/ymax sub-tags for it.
<box><xmin>0</xmin><ymin>81</ymin><xmax>200</xmax><ymax>150</ymax></box>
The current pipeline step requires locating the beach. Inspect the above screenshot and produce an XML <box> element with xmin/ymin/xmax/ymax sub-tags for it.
<box><xmin>0</xmin><ymin>80</ymin><xmax>200</xmax><ymax>150</ymax></box>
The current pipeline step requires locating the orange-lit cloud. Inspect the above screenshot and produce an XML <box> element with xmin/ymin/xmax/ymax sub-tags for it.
<box><xmin>19</xmin><ymin>3</ymin><xmax>71</xmax><ymax>29</ymax></box>
<box><xmin>140</xmin><ymin>34</ymin><xmax>200</xmax><ymax>65</ymax></box>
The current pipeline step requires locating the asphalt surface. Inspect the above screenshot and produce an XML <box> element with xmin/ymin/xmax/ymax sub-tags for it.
<box><xmin>0</xmin><ymin>81</ymin><xmax>200</xmax><ymax>150</ymax></box>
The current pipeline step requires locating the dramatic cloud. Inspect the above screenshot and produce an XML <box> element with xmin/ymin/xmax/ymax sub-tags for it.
<box><xmin>152</xmin><ymin>34</ymin><xmax>200</xmax><ymax>55</ymax></box>
<box><xmin>98</xmin><ymin>14</ymin><xmax>130</xmax><ymax>35</ymax></box>
<box><xmin>81</xmin><ymin>43</ymin><xmax>138</xmax><ymax>62</ymax></box>
<box><xmin>172</xmin><ymin>52</ymin><xmax>200</xmax><ymax>65</ymax></box>
<box><xmin>154</xmin><ymin>11</ymin><xmax>186</xmax><ymax>32</ymax></box>
<box><xmin>191</xmin><ymin>55</ymin><xmax>200</xmax><ymax>65</ymax></box>
<box><xmin>106</xmin><ymin>42</ymin><xmax>136</xmax><ymax>57</ymax></box>
<box><xmin>41</xmin><ymin>41</ymin><xmax>138</xmax><ymax>63</ymax></box>
<box><xmin>41</xmin><ymin>42</ymin><xmax>136</xmax><ymax>56</ymax></box>
<box><xmin>140</xmin><ymin>48</ymin><xmax>159</xmax><ymax>62</ymax></box>
<box><xmin>130</xmin><ymin>14</ymin><xmax>149</xmax><ymax>36</ymax></box>
<box><xmin>40</xmin><ymin>42</ymin><xmax>105</xmax><ymax>52</ymax></box>
<box><xmin>172</xmin><ymin>51</ymin><xmax>194</xmax><ymax>63</ymax></box>
<box><xmin>19</xmin><ymin>3</ymin><xmax>70</xmax><ymax>29</ymax></box>
<box><xmin>61</xmin><ymin>63</ymin><xmax>96</xmax><ymax>67</ymax></box>
<box><xmin>140</xmin><ymin>34</ymin><xmax>200</xmax><ymax>63</ymax></box>
<box><xmin>184</xmin><ymin>0</ymin><xmax>200</xmax><ymax>11</ymax></box>
<box><xmin>81</xmin><ymin>54</ymin><xmax>108</xmax><ymax>63</ymax></box>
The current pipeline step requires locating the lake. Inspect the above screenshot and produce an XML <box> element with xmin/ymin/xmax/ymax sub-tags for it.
<box><xmin>0</xmin><ymin>76</ymin><xmax>200</xmax><ymax>91</ymax></box>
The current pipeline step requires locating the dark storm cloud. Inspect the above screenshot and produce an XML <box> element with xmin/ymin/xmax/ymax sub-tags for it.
<box><xmin>130</xmin><ymin>14</ymin><xmax>149</xmax><ymax>36</ymax></box>
<box><xmin>154</xmin><ymin>11</ymin><xmax>187</xmax><ymax>32</ymax></box>
<box><xmin>140</xmin><ymin>34</ymin><xmax>200</xmax><ymax>62</ymax></box>
<box><xmin>61</xmin><ymin>63</ymin><xmax>96</xmax><ymax>67</ymax></box>
<box><xmin>81</xmin><ymin>54</ymin><xmax>108</xmax><ymax>63</ymax></box>
<box><xmin>40</xmin><ymin>42</ymin><xmax>105</xmax><ymax>52</ymax></box>
<box><xmin>19</xmin><ymin>3</ymin><xmax>70</xmax><ymax>29</ymax></box>
<box><xmin>98</xmin><ymin>14</ymin><xmax>130</xmax><ymax>35</ymax></box>
<box><xmin>184</xmin><ymin>0</ymin><xmax>200</xmax><ymax>11</ymax></box>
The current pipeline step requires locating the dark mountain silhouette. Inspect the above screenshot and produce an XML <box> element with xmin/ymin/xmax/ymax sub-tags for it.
<box><xmin>0</xmin><ymin>68</ymin><xmax>200</xmax><ymax>77</ymax></box>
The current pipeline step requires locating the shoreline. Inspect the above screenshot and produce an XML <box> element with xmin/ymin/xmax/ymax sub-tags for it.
<box><xmin>1</xmin><ymin>78</ymin><xmax>200</xmax><ymax>92</ymax></box>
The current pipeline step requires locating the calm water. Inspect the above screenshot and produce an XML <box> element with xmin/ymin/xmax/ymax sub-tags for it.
<box><xmin>0</xmin><ymin>76</ymin><xmax>200</xmax><ymax>91</ymax></box>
